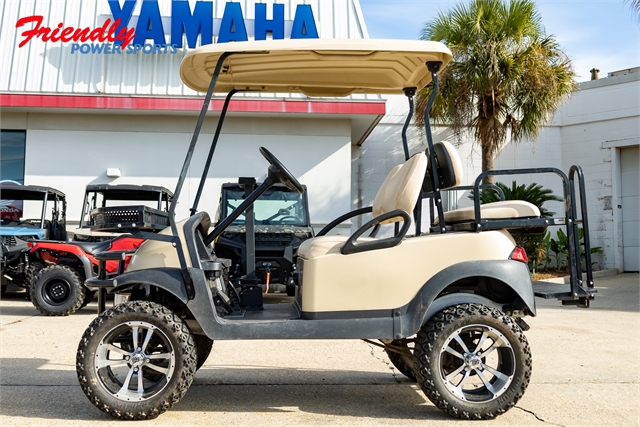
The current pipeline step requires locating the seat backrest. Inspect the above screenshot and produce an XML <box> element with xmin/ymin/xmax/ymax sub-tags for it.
<box><xmin>372</xmin><ymin>153</ymin><xmax>428</xmax><ymax>224</ymax></box>
<box><xmin>422</xmin><ymin>140</ymin><xmax>463</xmax><ymax>193</ymax></box>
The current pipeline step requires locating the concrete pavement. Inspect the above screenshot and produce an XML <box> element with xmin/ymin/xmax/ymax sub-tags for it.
<box><xmin>0</xmin><ymin>274</ymin><xmax>638</xmax><ymax>426</ymax></box>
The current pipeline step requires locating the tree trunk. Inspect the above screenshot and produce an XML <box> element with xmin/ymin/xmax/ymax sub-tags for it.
<box><xmin>481</xmin><ymin>145</ymin><xmax>494</xmax><ymax>185</ymax></box>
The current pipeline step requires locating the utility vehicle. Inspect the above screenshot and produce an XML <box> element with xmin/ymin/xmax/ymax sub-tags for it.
<box><xmin>215</xmin><ymin>181</ymin><xmax>314</xmax><ymax>297</ymax></box>
<box><xmin>0</xmin><ymin>182</ymin><xmax>67</xmax><ymax>295</ymax></box>
<box><xmin>27</xmin><ymin>184</ymin><xmax>173</xmax><ymax>316</ymax></box>
<box><xmin>76</xmin><ymin>39</ymin><xmax>596</xmax><ymax>421</ymax></box>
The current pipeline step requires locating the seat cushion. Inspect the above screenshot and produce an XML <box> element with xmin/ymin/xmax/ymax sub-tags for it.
<box><xmin>298</xmin><ymin>235</ymin><xmax>376</xmax><ymax>259</ymax></box>
<box><xmin>436</xmin><ymin>200</ymin><xmax>541</xmax><ymax>224</ymax></box>
<box><xmin>372</xmin><ymin>153</ymin><xmax>427</xmax><ymax>224</ymax></box>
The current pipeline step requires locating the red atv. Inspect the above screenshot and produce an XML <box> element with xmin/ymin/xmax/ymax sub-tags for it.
<box><xmin>28</xmin><ymin>236</ymin><xmax>144</xmax><ymax>315</ymax></box>
<box><xmin>27</xmin><ymin>184</ymin><xmax>173</xmax><ymax>316</ymax></box>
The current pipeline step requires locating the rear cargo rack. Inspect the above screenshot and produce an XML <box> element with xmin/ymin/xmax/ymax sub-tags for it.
<box><xmin>423</xmin><ymin>166</ymin><xmax>596</xmax><ymax>306</ymax></box>
<box><xmin>399</xmin><ymin>66</ymin><xmax>595</xmax><ymax>307</ymax></box>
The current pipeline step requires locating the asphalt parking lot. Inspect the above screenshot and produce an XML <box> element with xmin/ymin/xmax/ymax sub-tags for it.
<box><xmin>0</xmin><ymin>273</ymin><xmax>638</xmax><ymax>427</ymax></box>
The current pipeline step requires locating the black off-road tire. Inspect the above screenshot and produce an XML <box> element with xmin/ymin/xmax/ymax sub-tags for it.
<box><xmin>76</xmin><ymin>301</ymin><xmax>197</xmax><ymax>420</ymax></box>
<box><xmin>30</xmin><ymin>265</ymin><xmax>85</xmax><ymax>316</ymax></box>
<box><xmin>194</xmin><ymin>335</ymin><xmax>214</xmax><ymax>370</ymax></box>
<box><xmin>79</xmin><ymin>289</ymin><xmax>96</xmax><ymax>309</ymax></box>
<box><xmin>414</xmin><ymin>303</ymin><xmax>532</xmax><ymax>420</ymax></box>
<box><xmin>385</xmin><ymin>339</ymin><xmax>418</xmax><ymax>381</ymax></box>
<box><xmin>24</xmin><ymin>261</ymin><xmax>44</xmax><ymax>300</ymax></box>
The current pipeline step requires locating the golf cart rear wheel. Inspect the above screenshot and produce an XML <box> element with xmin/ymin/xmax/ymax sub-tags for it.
<box><xmin>30</xmin><ymin>265</ymin><xmax>84</xmax><ymax>316</ymax></box>
<box><xmin>385</xmin><ymin>339</ymin><xmax>418</xmax><ymax>381</ymax></box>
<box><xmin>414</xmin><ymin>303</ymin><xmax>531</xmax><ymax>420</ymax></box>
<box><xmin>76</xmin><ymin>301</ymin><xmax>197</xmax><ymax>420</ymax></box>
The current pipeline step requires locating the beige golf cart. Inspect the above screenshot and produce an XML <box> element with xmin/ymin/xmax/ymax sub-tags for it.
<box><xmin>76</xmin><ymin>38</ymin><xmax>596</xmax><ymax>421</ymax></box>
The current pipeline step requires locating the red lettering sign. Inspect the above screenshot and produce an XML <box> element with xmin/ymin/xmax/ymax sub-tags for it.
<box><xmin>15</xmin><ymin>15</ymin><xmax>136</xmax><ymax>48</ymax></box>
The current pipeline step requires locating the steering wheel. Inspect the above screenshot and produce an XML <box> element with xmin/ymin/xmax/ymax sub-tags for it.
<box><xmin>278</xmin><ymin>216</ymin><xmax>299</xmax><ymax>223</ymax></box>
<box><xmin>259</xmin><ymin>147</ymin><xmax>304</xmax><ymax>194</ymax></box>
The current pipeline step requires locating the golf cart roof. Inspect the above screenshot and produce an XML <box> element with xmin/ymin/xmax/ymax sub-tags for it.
<box><xmin>0</xmin><ymin>182</ymin><xmax>66</xmax><ymax>201</ymax></box>
<box><xmin>85</xmin><ymin>184</ymin><xmax>173</xmax><ymax>201</ymax></box>
<box><xmin>180</xmin><ymin>39</ymin><xmax>452</xmax><ymax>96</ymax></box>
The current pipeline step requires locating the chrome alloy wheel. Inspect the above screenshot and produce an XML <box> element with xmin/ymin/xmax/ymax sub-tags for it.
<box><xmin>95</xmin><ymin>321</ymin><xmax>176</xmax><ymax>402</ymax></box>
<box><xmin>440</xmin><ymin>324</ymin><xmax>515</xmax><ymax>402</ymax></box>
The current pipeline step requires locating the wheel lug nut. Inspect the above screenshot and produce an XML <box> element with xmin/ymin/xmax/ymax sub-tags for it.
<box><xmin>136</xmin><ymin>347</ymin><xmax>141</xmax><ymax>352</ymax></box>
<box><xmin>134</xmin><ymin>367</ymin><xmax>139</xmax><ymax>372</ymax></box>
<box><xmin>125</xmin><ymin>356</ymin><xmax>130</xmax><ymax>361</ymax></box>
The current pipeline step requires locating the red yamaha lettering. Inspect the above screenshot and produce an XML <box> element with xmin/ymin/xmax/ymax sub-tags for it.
<box><xmin>15</xmin><ymin>15</ymin><xmax>135</xmax><ymax>48</ymax></box>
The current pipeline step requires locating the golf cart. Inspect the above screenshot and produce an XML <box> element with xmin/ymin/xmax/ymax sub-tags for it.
<box><xmin>76</xmin><ymin>39</ymin><xmax>596</xmax><ymax>421</ymax></box>
<box><xmin>215</xmin><ymin>181</ymin><xmax>314</xmax><ymax>298</ymax></box>
<box><xmin>27</xmin><ymin>184</ymin><xmax>173</xmax><ymax>316</ymax></box>
<box><xmin>0</xmin><ymin>182</ymin><xmax>67</xmax><ymax>294</ymax></box>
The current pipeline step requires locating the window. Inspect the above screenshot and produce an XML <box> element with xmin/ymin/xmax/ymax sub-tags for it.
<box><xmin>1</xmin><ymin>130</ymin><xmax>26</xmax><ymax>184</ymax></box>
<box><xmin>223</xmin><ymin>187</ymin><xmax>308</xmax><ymax>226</ymax></box>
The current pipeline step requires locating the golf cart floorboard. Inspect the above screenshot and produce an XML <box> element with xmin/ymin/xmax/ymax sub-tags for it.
<box><xmin>235</xmin><ymin>302</ymin><xmax>300</xmax><ymax>322</ymax></box>
<box><xmin>532</xmin><ymin>280</ymin><xmax>596</xmax><ymax>299</ymax></box>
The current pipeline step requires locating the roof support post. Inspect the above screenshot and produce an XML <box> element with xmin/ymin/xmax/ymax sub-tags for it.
<box><xmin>190</xmin><ymin>88</ymin><xmax>242</xmax><ymax>215</ymax></box>
<box><xmin>424</xmin><ymin>61</ymin><xmax>445</xmax><ymax>234</ymax></box>
<box><xmin>402</xmin><ymin>87</ymin><xmax>423</xmax><ymax>236</ymax></box>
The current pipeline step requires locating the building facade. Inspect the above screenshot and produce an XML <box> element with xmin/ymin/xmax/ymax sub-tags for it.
<box><xmin>1</xmin><ymin>0</ymin><xmax>381</xmax><ymax>233</ymax></box>
<box><xmin>2</xmin><ymin>0</ymin><xmax>638</xmax><ymax>271</ymax></box>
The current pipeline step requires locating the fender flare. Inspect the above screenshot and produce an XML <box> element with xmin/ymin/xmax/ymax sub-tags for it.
<box><xmin>31</xmin><ymin>246</ymin><xmax>94</xmax><ymax>284</ymax></box>
<box><xmin>109</xmin><ymin>268</ymin><xmax>189</xmax><ymax>304</ymax></box>
<box><xmin>396</xmin><ymin>260</ymin><xmax>536</xmax><ymax>338</ymax></box>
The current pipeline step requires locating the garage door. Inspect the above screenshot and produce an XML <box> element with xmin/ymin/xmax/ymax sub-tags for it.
<box><xmin>621</xmin><ymin>146</ymin><xmax>639</xmax><ymax>272</ymax></box>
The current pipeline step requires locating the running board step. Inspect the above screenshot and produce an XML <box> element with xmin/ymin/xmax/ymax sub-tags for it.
<box><xmin>532</xmin><ymin>281</ymin><xmax>597</xmax><ymax>300</ymax></box>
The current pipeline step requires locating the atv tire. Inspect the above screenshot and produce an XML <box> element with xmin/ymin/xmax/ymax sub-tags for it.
<box><xmin>30</xmin><ymin>265</ymin><xmax>85</xmax><ymax>316</ymax></box>
<box><xmin>76</xmin><ymin>301</ymin><xmax>197</xmax><ymax>420</ymax></box>
<box><xmin>24</xmin><ymin>261</ymin><xmax>44</xmax><ymax>300</ymax></box>
<box><xmin>79</xmin><ymin>289</ymin><xmax>96</xmax><ymax>310</ymax></box>
<box><xmin>414</xmin><ymin>303</ymin><xmax>532</xmax><ymax>420</ymax></box>
<box><xmin>194</xmin><ymin>335</ymin><xmax>214</xmax><ymax>370</ymax></box>
<box><xmin>385</xmin><ymin>339</ymin><xmax>418</xmax><ymax>381</ymax></box>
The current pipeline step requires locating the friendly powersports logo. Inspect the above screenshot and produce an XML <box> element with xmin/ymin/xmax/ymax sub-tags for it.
<box><xmin>14</xmin><ymin>0</ymin><xmax>319</xmax><ymax>55</ymax></box>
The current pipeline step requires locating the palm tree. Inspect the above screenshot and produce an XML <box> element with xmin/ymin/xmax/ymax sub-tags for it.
<box><xmin>416</xmin><ymin>0</ymin><xmax>576</xmax><ymax>183</ymax></box>
<box><xmin>626</xmin><ymin>0</ymin><xmax>640</xmax><ymax>20</ymax></box>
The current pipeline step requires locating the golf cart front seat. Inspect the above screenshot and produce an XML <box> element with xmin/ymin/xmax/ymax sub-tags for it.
<box><xmin>298</xmin><ymin>153</ymin><xmax>428</xmax><ymax>259</ymax></box>
<box><xmin>427</xmin><ymin>141</ymin><xmax>541</xmax><ymax>225</ymax></box>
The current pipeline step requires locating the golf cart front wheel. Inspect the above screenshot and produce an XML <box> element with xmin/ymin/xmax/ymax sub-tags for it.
<box><xmin>414</xmin><ymin>303</ymin><xmax>532</xmax><ymax>420</ymax></box>
<box><xmin>76</xmin><ymin>301</ymin><xmax>197</xmax><ymax>420</ymax></box>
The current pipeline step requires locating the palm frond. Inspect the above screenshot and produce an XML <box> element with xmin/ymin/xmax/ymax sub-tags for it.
<box><xmin>416</xmin><ymin>0</ymin><xmax>577</xmax><ymax>179</ymax></box>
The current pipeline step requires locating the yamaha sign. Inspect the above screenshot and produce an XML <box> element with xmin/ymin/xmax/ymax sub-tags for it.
<box><xmin>15</xmin><ymin>0</ymin><xmax>319</xmax><ymax>55</ymax></box>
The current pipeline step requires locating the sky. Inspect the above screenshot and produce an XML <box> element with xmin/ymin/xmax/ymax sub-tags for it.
<box><xmin>358</xmin><ymin>0</ymin><xmax>640</xmax><ymax>81</ymax></box>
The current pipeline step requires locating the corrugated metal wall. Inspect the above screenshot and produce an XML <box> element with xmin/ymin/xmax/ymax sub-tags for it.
<box><xmin>1</xmin><ymin>0</ymin><xmax>369</xmax><ymax>96</ymax></box>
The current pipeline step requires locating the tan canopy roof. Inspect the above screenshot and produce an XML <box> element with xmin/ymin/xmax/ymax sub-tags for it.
<box><xmin>180</xmin><ymin>39</ymin><xmax>452</xmax><ymax>97</ymax></box>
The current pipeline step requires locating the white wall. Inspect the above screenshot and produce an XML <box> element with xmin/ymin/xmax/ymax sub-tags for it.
<box><xmin>558</xmin><ymin>74</ymin><xmax>640</xmax><ymax>270</ymax></box>
<box><xmin>3</xmin><ymin>112</ymin><xmax>352</xmax><ymax>229</ymax></box>
<box><xmin>1</xmin><ymin>0</ymin><xmax>369</xmax><ymax>96</ymax></box>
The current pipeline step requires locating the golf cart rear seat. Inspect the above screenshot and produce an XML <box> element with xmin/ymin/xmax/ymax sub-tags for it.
<box><xmin>425</xmin><ymin>141</ymin><xmax>541</xmax><ymax>230</ymax></box>
<box><xmin>298</xmin><ymin>153</ymin><xmax>428</xmax><ymax>259</ymax></box>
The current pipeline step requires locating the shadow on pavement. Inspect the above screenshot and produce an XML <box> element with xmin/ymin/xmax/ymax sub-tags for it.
<box><xmin>535</xmin><ymin>273</ymin><xmax>639</xmax><ymax>312</ymax></box>
<box><xmin>0</xmin><ymin>358</ymin><xmax>444</xmax><ymax>421</ymax></box>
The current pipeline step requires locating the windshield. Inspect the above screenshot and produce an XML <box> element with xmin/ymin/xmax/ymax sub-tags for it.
<box><xmin>223</xmin><ymin>187</ymin><xmax>307</xmax><ymax>226</ymax></box>
<box><xmin>0</xmin><ymin>198</ymin><xmax>45</xmax><ymax>227</ymax></box>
